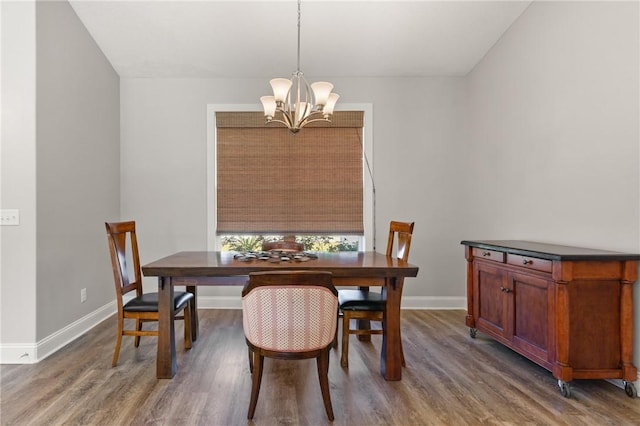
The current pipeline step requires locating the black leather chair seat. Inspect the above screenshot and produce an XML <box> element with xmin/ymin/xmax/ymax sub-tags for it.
<box><xmin>338</xmin><ymin>289</ymin><xmax>384</xmax><ymax>311</ymax></box>
<box><xmin>123</xmin><ymin>291</ymin><xmax>193</xmax><ymax>313</ymax></box>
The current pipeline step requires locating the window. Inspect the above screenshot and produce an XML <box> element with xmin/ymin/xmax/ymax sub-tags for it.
<box><xmin>207</xmin><ymin>105</ymin><xmax>374</xmax><ymax>251</ymax></box>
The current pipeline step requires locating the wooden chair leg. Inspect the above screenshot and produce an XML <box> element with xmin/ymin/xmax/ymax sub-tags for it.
<box><xmin>316</xmin><ymin>348</ymin><xmax>335</xmax><ymax>421</ymax></box>
<box><xmin>341</xmin><ymin>312</ymin><xmax>350</xmax><ymax>368</ymax></box>
<box><xmin>183</xmin><ymin>302</ymin><xmax>192</xmax><ymax>350</ymax></box>
<box><xmin>112</xmin><ymin>317</ymin><xmax>124</xmax><ymax>367</ymax></box>
<box><xmin>247</xmin><ymin>350</ymin><xmax>264</xmax><ymax>420</ymax></box>
<box><xmin>400</xmin><ymin>327</ymin><xmax>405</xmax><ymax>367</ymax></box>
<box><xmin>333</xmin><ymin>311</ymin><xmax>339</xmax><ymax>349</ymax></box>
<box><xmin>134</xmin><ymin>319</ymin><xmax>142</xmax><ymax>347</ymax></box>
<box><xmin>357</xmin><ymin>319</ymin><xmax>372</xmax><ymax>342</ymax></box>
<box><xmin>248</xmin><ymin>347</ymin><xmax>254</xmax><ymax>373</ymax></box>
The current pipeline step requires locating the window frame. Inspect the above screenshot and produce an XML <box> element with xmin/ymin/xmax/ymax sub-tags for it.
<box><xmin>206</xmin><ymin>103</ymin><xmax>375</xmax><ymax>251</ymax></box>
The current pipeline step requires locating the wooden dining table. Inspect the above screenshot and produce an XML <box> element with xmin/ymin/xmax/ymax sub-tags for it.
<box><xmin>142</xmin><ymin>251</ymin><xmax>419</xmax><ymax>380</ymax></box>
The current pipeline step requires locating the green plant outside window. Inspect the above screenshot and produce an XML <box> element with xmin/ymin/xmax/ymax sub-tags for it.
<box><xmin>221</xmin><ymin>235</ymin><xmax>358</xmax><ymax>252</ymax></box>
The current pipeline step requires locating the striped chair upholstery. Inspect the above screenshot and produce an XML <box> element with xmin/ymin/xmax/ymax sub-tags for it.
<box><xmin>243</xmin><ymin>286</ymin><xmax>338</xmax><ymax>352</ymax></box>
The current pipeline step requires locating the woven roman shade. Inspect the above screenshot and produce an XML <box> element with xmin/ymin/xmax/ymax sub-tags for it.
<box><xmin>216</xmin><ymin>111</ymin><xmax>364</xmax><ymax>235</ymax></box>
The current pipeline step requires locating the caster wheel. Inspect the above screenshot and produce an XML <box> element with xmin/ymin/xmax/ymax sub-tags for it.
<box><xmin>624</xmin><ymin>381</ymin><xmax>637</xmax><ymax>398</ymax></box>
<box><xmin>469</xmin><ymin>328</ymin><xmax>477</xmax><ymax>339</ymax></box>
<box><xmin>558</xmin><ymin>380</ymin><xmax>571</xmax><ymax>398</ymax></box>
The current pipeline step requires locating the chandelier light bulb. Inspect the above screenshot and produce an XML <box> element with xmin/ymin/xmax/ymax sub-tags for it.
<box><xmin>310</xmin><ymin>82</ymin><xmax>334</xmax><ymax>107</ymax></box>
<box><xmin>260</xmin><ymin>96</ymin><xmax>277</xmax><ymax>119</ymax></box>
<box><xmin>270</xmin><ymin>78</ymin><xmax>293</xmax><ymax>105</ymax></box>
<box><xmin>323</xmin><ymin>93</ymin><xmax>340</xmax><ymax>117</ymax></box>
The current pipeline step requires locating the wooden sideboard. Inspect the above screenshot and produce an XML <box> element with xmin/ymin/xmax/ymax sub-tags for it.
<box><xmin>461</xmin><ymin>240</ymin><xmax>639</xmax><ymax>398</ymax></box>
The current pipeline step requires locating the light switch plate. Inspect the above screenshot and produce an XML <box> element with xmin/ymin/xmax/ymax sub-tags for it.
<box><xmin>0</xmin><ymin>209</ymin><xmax>20</xmax><ymax>226</ymax></box>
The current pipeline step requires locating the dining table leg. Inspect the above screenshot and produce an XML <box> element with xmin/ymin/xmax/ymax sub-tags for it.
<box><xmin>381</xmin><ymin>277</ymin><xmax>404</xmax><ymax>381</ymax></box>
<box><xmin>157</xmin><ymin>276</ymin><xmax>177</xmax><ymax>379</ymax></box>
<box><xmin>356</xmin><ymin>285</ymin><xmax>372</xmax><ymax>342</ymax></box>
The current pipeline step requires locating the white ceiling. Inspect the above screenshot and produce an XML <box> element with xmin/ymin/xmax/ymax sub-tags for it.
<box><xmin>68</xmin><ymin>0</ymin><xmax>532</xmax><ymax>79</ymax></box>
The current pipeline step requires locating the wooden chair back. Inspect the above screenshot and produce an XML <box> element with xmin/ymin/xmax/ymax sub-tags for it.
<box><xmin>105</xmin><ymin>221</ymin><xmax>143</xmax><ymax>306</ymax></box>
<box><xmin>386</xmin><ymin>221</ymin><xmax>414</xmax><ymax>262</ymax></box>
<box><xmin>243</xmin><ymin>270</ymin><xmax>337</xmax><ymax>298</ymax></box>
<box><xmin>261</xmin><ymin>240</ymin><xmax>304</xmax><ymax>252</ymax></box>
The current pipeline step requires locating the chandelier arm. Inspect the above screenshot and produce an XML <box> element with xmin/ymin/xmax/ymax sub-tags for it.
<box><xmin>278</xmin><ymin>109</ymin><xmax>295</xmax><ymax>128</ymax></box>
<box><xmin>298</xmin><ymin>116</ymin><xmax>330</xmax><ymax>128</ymax></box>
<box><xmin>266</xmin><ymin>118</ymin><xmax>293</xmax><ymax>128</ymax></box>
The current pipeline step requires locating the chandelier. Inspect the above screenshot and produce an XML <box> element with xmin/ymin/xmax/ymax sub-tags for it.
<box><xmin>260</xmin><ymin>0</ymin><xmax>339</xmax><ymax>134</ymax></box>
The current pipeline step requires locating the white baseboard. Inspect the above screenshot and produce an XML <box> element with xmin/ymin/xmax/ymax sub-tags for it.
<box><xmin>400</xmin><ymin>296</ymin><xmax>466</xmax><ymax>310</ymax></box>
<box><xmin>0</xmin><ymin>295</ymin><xmax>466</xmax><ymax>364</ymax></box>
<box><xmin>0</xmin><ymin>300</ymin><xmax>117</xmax><ymax>364</ymax></box>
<box><xmin>197</xmin><ymin>296</ymin><xmax>243</xmax><ymax>309</ymax></box>
<box><xmin>0</xmin><ymin>344</ymin><xmax>39</xmax><ymax>364</ymax></box>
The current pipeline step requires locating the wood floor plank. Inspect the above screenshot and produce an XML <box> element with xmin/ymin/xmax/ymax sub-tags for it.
<box><xmin>2</xmin><ymin>310</ymin><xmax>639</xmax><ymax>425</ymax></box>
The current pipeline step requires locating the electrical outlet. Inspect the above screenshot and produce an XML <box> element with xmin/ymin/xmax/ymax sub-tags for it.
<box><xmin>0</xmin><ymin>209</ymin><xmax>20</xmax><ymax>226</ymax></box>
<box><xmin>81</xmin><ymin>288</ymin><xmax>87</xmax><ymax>303</ymax></box>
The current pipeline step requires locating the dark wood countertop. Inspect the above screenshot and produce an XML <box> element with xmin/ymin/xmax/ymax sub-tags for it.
<box><xmin>461</xmin><ymin>240</ymin><xmax>640</xmax><ymax>261</ymax></box>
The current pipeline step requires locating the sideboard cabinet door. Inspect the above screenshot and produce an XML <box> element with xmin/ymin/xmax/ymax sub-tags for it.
<box><xmin>473</xmin><ymin>261</ymin><xmax>508</xmax><ymax>341</ymax></box>
<box><xmin>509</xmin><ymin>271</ymin><xmax>554</xmax><ymax>370</ymax></box>
<box><xmin>473</xmin><ymin>261</ymin><xmax>554</xmax><ymax>370</ymax></box>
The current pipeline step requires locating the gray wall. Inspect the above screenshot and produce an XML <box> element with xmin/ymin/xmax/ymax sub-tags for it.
<box><xmin>0</xmin><ymin>0</ymin><xmax>119</xmax><ymax>357</ymax></box>
<box><xmin>464</xmin><ymin>0</ymin><xmax>640</xmax><ymax>367</ymax></box>
<box><xmin>35</xmin><ymin>0</ymin><xmax>120</xmax><ymax>339</ymax></box>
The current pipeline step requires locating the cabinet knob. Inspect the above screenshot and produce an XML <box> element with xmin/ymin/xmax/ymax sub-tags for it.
<box><xmin>523</xmin><ymin>259</ymin><xmax>533</xmax><ymax>265</ymax></box>
<box><xmin>500</xmin><ymin>286</ymin><xmax>512</xmax><ymax>293</ymax></box>
<box><xmin>482</xmin><ymin>251</ymin><xmax>491</xmax><ymax>257</ymax></box>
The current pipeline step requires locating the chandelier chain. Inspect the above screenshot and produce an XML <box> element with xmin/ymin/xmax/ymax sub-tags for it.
<box><xmin>297</xmin><ymin>0</ymin><xmax>301</xmax><ymax>73</ymax></box>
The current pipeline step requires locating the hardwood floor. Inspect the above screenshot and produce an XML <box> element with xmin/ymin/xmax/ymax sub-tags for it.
<box><xmin>2</xmin><ymin>310</ymin><xmax>639</xmax><ymax>425</ymax></box>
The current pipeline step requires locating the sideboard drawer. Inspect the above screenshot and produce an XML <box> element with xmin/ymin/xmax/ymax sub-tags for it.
<box><xmin>507</xmin><ymin>253</ymin><xmax>552</xmax><ymax>273</ymax></box>
<box><xmin>472</xmin><ymin>248</ymin><xmax>505</xmax><ymax>263</ymax></box>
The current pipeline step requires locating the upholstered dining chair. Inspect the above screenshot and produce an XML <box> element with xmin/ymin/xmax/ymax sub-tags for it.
<box><xmin>105</xmin><ymin>221</ymin><xmax>194</xmax><ymax>367</ymax></box>
<box><xmin>338</xmin><ymin>221</ymin><xmax>414</xmax><ymax>368</ymax></box>
<box><xmin>242</xmin><ymin>271</ymin><xmax>338</xmax><ymax>421</ymax></box>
